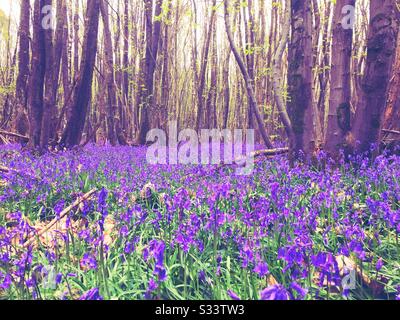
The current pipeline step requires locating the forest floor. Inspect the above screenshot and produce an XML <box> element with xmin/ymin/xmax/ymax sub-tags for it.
<box><xmin>0</xmin><ymin>144</ymin><xmax>399</xmax><ymax>300</ymax></box>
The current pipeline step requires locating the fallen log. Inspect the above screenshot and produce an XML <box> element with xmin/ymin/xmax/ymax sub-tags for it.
<box><xmin>0</xmin><ymin>130</ymin><xmax>29</xmax><ymax>142</ymax></box>
<box><xmin>23</xmin><ymin>188</ymin><xmax>98</xmax><ymax>248</ymax></box>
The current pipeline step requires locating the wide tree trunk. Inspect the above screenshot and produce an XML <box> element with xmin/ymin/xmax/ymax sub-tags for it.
<box><xmin>61</xmin><ymin>0</ymin><xmax>101</xmax><ymax>147</ymax></box>
<box><xmin>287</xmin><ymin>0</ymin><xmax>315</xmax><ymax>160</ymax></box>
<box><xmin>352</xmin><ymin>0</ymin><xmax>400</xmax><ymax>155</ymax></box>
<box><xmin>138</xmin><ymin>0</ymin><xmax>163</xmax><ymax>144</ymax></box>
<box><xmin>40</xmin><ymin>0</ymin><xmax>66</xmax><ymax>150</ymax></box>
<box><xmin>383</xmin><ymin>31</ymin><xmax>400</xmax><ymax>143</ymax></box>
<box><xmin>325</xmin><ymin>0</ymin><xmax>355</xmax><ymax>159</ymax></box>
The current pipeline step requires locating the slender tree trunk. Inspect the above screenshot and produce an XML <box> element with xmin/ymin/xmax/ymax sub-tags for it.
<box><xmin>100</xmin><ymin>0</ymin><xmax>118</xmax><ymax>145</ymax></box>
<box><xmin>222</xmin><ymin>46</ymin><xmax>231</xmax><ymax>129</ymax></box>
<box><xmin>160</xmin><ymin>1</ymin><xmax>172</xmax><ymax>132</ymax></box>
<box><xmin>73</xmin><ymin>0</ymin><xmax>79</xmax><ymax>78</ymax></box>
<box><xmin>195</xmin><ymin>0</ymin><xmax>216</xmax><ymax>131</ymax></box>
<box><xmin>272</xmin><ymin>0</ymin><xmax>295</xmax><ymax>145</ymax></box>
<box><xmin>40</xmin><ymin>0</ymin><xmax>56</xmax><ymax>151</ymax></box>
<box><xmin>28</xmin><ymin>0</ymin><xmax>47</xmax><ymax>148</ymax></box>
<box><xmin>206</xmin><ymin>3</ymin><xmax>218</xmax><ymax>129</ymax></box>
<box><xmin>122</xmin><ymin>0</ymin><xmax>130</xmax><ymax>132</ymax></box>
<box><xmin>13</xmin><ymin>0</ymin><xmax>30</xmax><ymax>140</ymax></box>
<box><xmin>224</xmin><ymin>0</ymin><xmax>274</xmax><ymax>149</ymax></box>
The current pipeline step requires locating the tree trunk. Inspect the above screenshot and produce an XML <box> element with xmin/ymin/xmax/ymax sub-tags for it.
<box><xmin>287</xmin><ymin>0</ymin><xmax>315</xmax><ymax>160</ymax></box>
<box><xmin>325</xmin><ymin>0</ymin><xmax>355</xmax><ymax>159</ymax></box>
<box><xmin>195</xmin><ymin>0</ymin><xmax>216</xmax><ymax>131</ymax></box>
<box><xmin>138</xmin><ymin>0</ymin><xmax>163</xmax><ymax>144</ymax></box>
<box><xmin>206</xmin><ymin>2</ymin><xmax>218</xmax><ymax>129</ymax></box>
<box><xmin>122</xmin><ymin>0</ymin><xmax>130</xmax><ymax>132</ymax></box>
<box><xmin>272</xmin><ymin>0</ymin><xmax>295</xmax><ymax>145</ymax></box>
<box><xmin>73</xmin><ymin>0</ymin><xmax>79</xmax><ymax>78</ymax></box>
<box><xmin>40</xmin><ymin>0</ymin><xmax>55</xmax><ymax>151</ymax></box>
<box><xmin>383</xmin><ymin>31</ymin><xmax>400</xmax><ymax>142</ymax></box>
<box><xmin>13</xmin><ymin>0</ymin><xmax>30</xmax><ymax>140</ymax></box>
<box><xmin>28</xmin><ymin>0</ymin><xmax>47</xmax><ymax>148</ymax></box>
<box><xmin>40</xmin><ymin>0</ymin><xmax>66</xmax><ymax>150</ymax></box>
<box><xmin>224</xmin><ymin>0</ymin><xmax>274</xmax><ymax>149</ymax></box>
<box><xmin>100</xmin><ymin>0</ymin><xmax>118</xmax><ymax>145</ymax></box>
<box><xmin>160</xmin><ymin>0</ymin><xmax>172</xmax><ymax>132</ymax></box>
<box><xmin>61</xmin><ymin>0</ymin><xmax>101</xmax><ymax>147</ymax></box>
<box><xmin>222</xmin><ymin>46</ymin><xmax>231</xmax><ymax>129</ymax></box>
<box><xmin>352</xmin><ymin>1</ymin><xmax>399</xmax><ymax>155</ymax></box>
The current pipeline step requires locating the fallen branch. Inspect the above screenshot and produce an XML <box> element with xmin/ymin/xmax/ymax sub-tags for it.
<box><xmin>218</xmin><ymin>147</ymin><xmax>289</xmax><ymax>169</ymax></box>
<box><xmin>0</xmin><ymin>130</ymin><xmax>29</xmax><ymax>142</ymax></box>
<box><xmin>251</xmin><ymin>148</ymin><xmax>289</xmax><ymax>158</ymax></box>
<box><xmin>179</xmin><ymin>148</ymin><xmax>289</xmax><ymax>182</ymax></box>
<box><xmin>23</xmin><ymin>188</ymin><xmax>98</xmax><ymax>248</ymax></box>
<box><xmin>382</xmin><ymin>129</ymin><xmax>400</xmax><ymax>135</ymax></box>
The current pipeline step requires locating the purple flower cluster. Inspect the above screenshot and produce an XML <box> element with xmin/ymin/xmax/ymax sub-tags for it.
<box><xmin>1</xmin><ymin>144</ymin><xmax>400</xmax><ymax>300</ymax></box>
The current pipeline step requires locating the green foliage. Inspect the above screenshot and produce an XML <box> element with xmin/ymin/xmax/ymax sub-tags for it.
<box><xmin>0</xmin><ymin>9</ymin><xmax>10</xmax><ymax>40</ymax></box>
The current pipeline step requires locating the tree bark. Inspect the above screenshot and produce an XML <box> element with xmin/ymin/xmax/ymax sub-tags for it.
<box><xmin>195</xmin><ymin>0</ymin><xmax>216</xmax><ymax>131</ymax></box>
<box><xmin>224</xmin><ymin>0</ymin><xmax>274</xmax><ymax>149</ymax></box>
<box><xmin>100</xmin><ymin>0</ymin><xmax>118</xmax><ymax>145</ymax></box>
<box><xmin>206</xmin><ymin>2</ymin><xmax>218</xmax><ymax>129</ymax></box>
<box><xmin>28</xmin><ymin>0</ymin><xmax>47</xmax><ymax>148</ymax></box>
<box><xmin>13</xmin><ymin>0</ymin><xmax>30</xmax><ymax>140</ymax></box>
<box><xmin>287</xmin><ymin>0</ymin><xmax>315</xmax><ymax>160</ymax></box>
<box><xmin>138</xmin><ymin>0</ymin><xmax>163</xmax><ymax>144</ymax></box>
<box><xmin>325</xmin><ymin>0</ymin><xmax>355</xmax><ymax>159</ymax></box>
<box><xmin>272</xmin><ymin>0</ymin><xmax>295</xmax><ymax>146</ymax></box>
<box><xmin>352</xmin><ymin>0</ymin><xmax>400</xmax><ymax>154</ymax></box>
<box><xmin>383</xmin><ymin>30</ymin><xmax>400</xmax><ymax>141</ymax></box>
<box><xmin>61</xmin><ymin>0</ymin><xmax>101</xmax><ymax>147</ymax></box>
<box><xmin>40</xmin><ymin>0</ymin><xmax>66</xmax><ymax>150</ymax></box>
